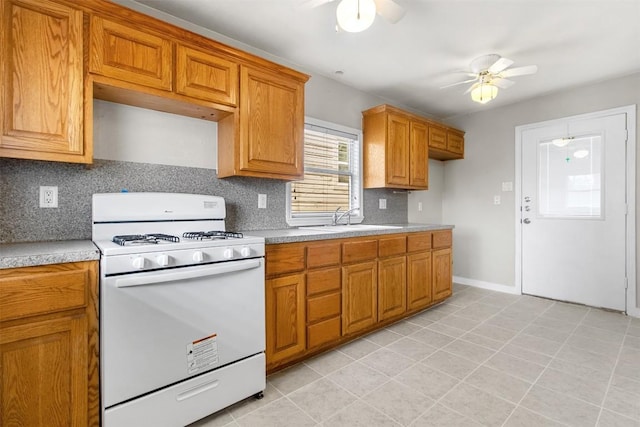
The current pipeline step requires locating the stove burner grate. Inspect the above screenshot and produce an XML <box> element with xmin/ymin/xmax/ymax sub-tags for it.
<box><xmin>182</xmin><ymin>231</ymin><xmax>244</xmax><ymax>240</ymax></box>
<box><xmin>113</xmin><ymin>234</ymin><xmax>180</xmax><ymax>246</ymax></box>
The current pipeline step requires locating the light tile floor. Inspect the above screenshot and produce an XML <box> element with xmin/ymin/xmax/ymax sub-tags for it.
<box><xmin>190</xmin><ymin>284</ymin><xmax>640</xmax><ymax>427</ymax></box>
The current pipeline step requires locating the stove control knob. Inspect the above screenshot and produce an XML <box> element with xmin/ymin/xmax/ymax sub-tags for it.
<box><xmin>132</xmin><ymin>256</ymin><xmax>145</xmax><ymax>269</ymax></box>
<box><xmin>223</xmin><ymin>247</ymin><xmax>234</xmax><ymax>260</ymax></box>
<box><xmin>192</xmin><ymin>251</ymin><xmax>204</xmax><ymax>263</ymax></box>
<box><xmin>156</xmin><ymin>254</ymin><xmax>170</xmax><ymax>267</ymax></box>
<box><xmin>240</xmin><ymin>246</ymin><xmax>251</xmax><ymax>257</ymax></box>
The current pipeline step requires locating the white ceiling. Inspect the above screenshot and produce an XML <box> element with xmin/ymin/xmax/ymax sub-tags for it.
<box><xmin>132</xmin><ymin>0</ymin><xmax>640</xmax><ymax>119</ymax></box>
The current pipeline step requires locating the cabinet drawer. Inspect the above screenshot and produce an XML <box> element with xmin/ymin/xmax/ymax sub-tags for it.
<box><xmin>342</xmin><ymin>239</ymin><xmax>378</xmax><ymax>264</ymax></box>
<box><xmin>266</xmin><ymin>244</ymin><xmax>305</xmax><ymax>276</ymax></box>
<box><xmin>307</xmin><ymin>293</ymin><xmax>341</xmax><ymax>323</ymax></box>
<box><xmin>307</xmin><ymin>242</ymin><xmax>341</xmax><ymax>269</ymax></box>
<box><xmin>90</xmin><ymin>16</ymin><xmax>173</xmax><ymax>91</ymax></box>
<box><xmin>407</xmin><ymin>232</ymin><xmax>432</xmax><ymax>252</ymax></box>
<box><xmin>307</xmin><ymin>267</ymin><xmax>341</xmax><ymax>296</ymax></box>
<box><xmin>0</xmin><ymin>264</ymin><xmax>89</xmax><ymax>322</ymax></box>
<box><xmin>307</xmin><ymin>317</ymin><xmax>341</xmax><ymax>349</ymax></box>
<box><xmin>378</xmin><ymin>236</ymin><xmax>406</xmax><ymax>258</ymax></box>
<box><xmin>428</xmin><ymin>126</ymin><xmax>447</xmax><ymax>150</ymax></box>
<box><xmin>432</xmin><ymin>230</ymin><xmax>452</xmax><ymax>249</ymax></box>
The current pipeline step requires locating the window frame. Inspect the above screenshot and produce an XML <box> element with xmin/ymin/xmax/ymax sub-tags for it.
<box><xmin>286</xmin><ymin>116</ymin><xmax>364</xmax><ymax>227</ymax></box>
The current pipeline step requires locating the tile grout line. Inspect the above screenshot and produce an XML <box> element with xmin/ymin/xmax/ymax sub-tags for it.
<box><xmin>594</xmin><ymin>314</ymin><xmax>633</xmax><ymax>426</ymax></box>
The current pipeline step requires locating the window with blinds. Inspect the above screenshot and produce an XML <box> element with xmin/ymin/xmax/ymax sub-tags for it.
<box><xmin>287</xmin><ymin>119</ymin><xmax>362</xmax><ymax>225</ymax></box>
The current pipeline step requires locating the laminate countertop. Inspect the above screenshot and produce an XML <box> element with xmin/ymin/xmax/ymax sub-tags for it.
<box><xmin>0</xmin><ymin>240</ymin><xmax>100</xmax><ymax>269</ymax></box>
<box><xmin>243</xmin><ymin>223</ymin><xmax>454</xmax><ymax>244</ymax></box>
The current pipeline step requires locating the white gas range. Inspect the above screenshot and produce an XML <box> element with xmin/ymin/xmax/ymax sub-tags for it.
<box><xmin>92</xmin><ymin>192</ymin><xmax>265</xmax><ymax>427</ymax></box>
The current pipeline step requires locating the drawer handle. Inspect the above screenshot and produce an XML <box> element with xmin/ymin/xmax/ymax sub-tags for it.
<box><xmin>176</xmin><ymin>379</ymin><xmax>219</xmax><ymax>401</ymax></box>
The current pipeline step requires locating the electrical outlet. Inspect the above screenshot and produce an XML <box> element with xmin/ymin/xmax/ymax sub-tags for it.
<box><xmin>258</xmin><ymin>194</ymin><xmax>267</xmax><ymax>209</ymax></box>
<box><xmin>40</xmin><ymin>186</ymin><xmax>58</xmax><ymax>208</ymax></box>
<box><xmin>493</xmin><ymin>195</ymin><xmax>501</xmax><ymax>205</ymax></box>
<box><xmin>418</xmin><ymin>202</ymin><xmax>423</xmax><ymax>212</ymax></box>
<box><xmin>379</xmin><ymin>198</ymin><xmax>387</xmax><ymax>209</ymax></box>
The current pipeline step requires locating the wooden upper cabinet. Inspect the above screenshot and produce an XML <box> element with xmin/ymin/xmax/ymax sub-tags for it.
<box><xmin>0</xmin><ymin>0</ymin><xmax>87</xmax><ymax>163</ymax></box>
<box><xmin>362</xmin><ymin>105</ymin><xmax>429</xmax><ymax>190</ymax></box>
<box><xmin>429</xmin><ymin>124</ymin><xmax>465</xmax><ymax>160</ymax></box>
<box><xmin>235</xmin><ymin>65</ymin><xmax>305</xmax><ymax>179</ymax></box>
<box><xmin>90</xmin><ymin>15</ymin><xmax>173</xmax><ymax>91</ymax></box>
<box><xmin>386</xmin><ymin>113</ymin><xmax>411</xmax><ymax>186</ymax></box>
<box><xmin>428</xmin><ymin>125</ymin><xmax>447</xmax><ymax>150</ymax></box>
<box><xmin>447</xmin><ymin>129</ymin><xmax>464</xmax><ymax>156</ymax></box>
<box><xmin>175</xmin><ymin>44</ymin><xmax>238</xmax><ymax>106</ymax></box>
<box><xmin>410</xmin><ymin>120</ymin><xmax>429</xmax><ymax>187</ymax></box>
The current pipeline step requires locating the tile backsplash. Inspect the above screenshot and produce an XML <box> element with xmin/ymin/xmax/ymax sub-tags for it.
<box><xmin>0</xmin><ymin>158</ymin><xmax>407</xmax><ymax>243</ymax></box>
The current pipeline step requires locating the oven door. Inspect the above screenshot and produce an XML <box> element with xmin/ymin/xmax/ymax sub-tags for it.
<box><xmin>101</xmin><ymin>257</ymin><xmax>265</xmax><ymax>408</ymax></box>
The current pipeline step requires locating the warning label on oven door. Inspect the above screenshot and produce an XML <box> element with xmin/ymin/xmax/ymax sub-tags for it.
<box><xmin>186</xmin><ymin>333</ymin><xmax>219</xmax><ymax>374</ymax></box>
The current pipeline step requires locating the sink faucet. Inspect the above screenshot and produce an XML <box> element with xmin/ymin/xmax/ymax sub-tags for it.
<box><xmin>332</xmin><ymin>206</ymin><xmax>359</xmax><ymax>226</ymax></box>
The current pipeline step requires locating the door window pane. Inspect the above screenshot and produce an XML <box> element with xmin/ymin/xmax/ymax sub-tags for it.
<box><xmin>538</xmin><ymin>134</ymin><xmax>602</xmax><ymax>218</ymax></box>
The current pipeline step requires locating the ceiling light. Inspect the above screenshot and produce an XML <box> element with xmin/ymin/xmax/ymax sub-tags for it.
<box><xmin>470</xmin><ymin>82</ymin><xmax>498</xmax><ymax>104</ymax></box>
<box><xmin>336</xmin><ymin>0</ymin><xmax>376</xmax><ymax>33</ymax></box>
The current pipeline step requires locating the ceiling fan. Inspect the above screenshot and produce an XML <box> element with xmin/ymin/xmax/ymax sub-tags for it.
<box><xmin>442</xmin><ymin>54</ymin><xmax>538</xmax><ymax>104</ymax></box>
<box><xmin>300</xmin><ymin>0</ymin><xmax>406</xmax><ymax>33</ymax></box>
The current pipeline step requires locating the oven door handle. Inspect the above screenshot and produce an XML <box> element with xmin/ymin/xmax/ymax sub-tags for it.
<box><xmin>115</xmin><ymin>259</ymin><xmax>262</xmax><ymax>288</ymax></box>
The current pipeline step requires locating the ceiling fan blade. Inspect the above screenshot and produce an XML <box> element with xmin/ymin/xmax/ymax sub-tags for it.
<box><xmin>373</xmin><ymin>0</ymin><xmax>406</xmax><ymax>23</ymax></box>
<box><xmin>440</xmin><ymin>77</ymin><xmax>478</xmax><ymax>89</ymax></box>
<box><xmin>491</xmin><ymin>78</ymin><xmax>515</xmax><ymax>89</ymax></box>
<box><xmin>298</xmin><ymin>0</ymin><xmax>334</xmax><ymax>9</ymax></box>
<box><xmin>501</xmin><ymin>65</ymin><xmax>538</xmax><ymax>77</ymax></box>
<box><xmin>488</xmin><ymin>57</ymin><xmax>514</xmax><ymax>74</ymax></box>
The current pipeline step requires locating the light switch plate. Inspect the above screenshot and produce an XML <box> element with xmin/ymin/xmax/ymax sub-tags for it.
<box><xmin>502</xmin><ymin>181</ymin><xmax>513</xmax><ymax>192</ymax></box>
<box><xmin>258</xmin><ymin>194</ymin><xmax>267</xmax><ymax>209</ymax></box>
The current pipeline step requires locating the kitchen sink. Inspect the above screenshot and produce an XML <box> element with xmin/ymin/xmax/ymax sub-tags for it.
<box><xmin>299</xmin><ymin>224</ymin><xmax>403</xmax><ymax>233</ymax></box>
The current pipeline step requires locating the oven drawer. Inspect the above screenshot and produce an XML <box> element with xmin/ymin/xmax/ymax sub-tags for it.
<box><xmin>104</xmin><ymin>353</ymin><xmax>265</xmax><ymax>427</ymax></box>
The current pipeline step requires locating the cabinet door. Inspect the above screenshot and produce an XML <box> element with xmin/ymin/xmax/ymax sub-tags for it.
<box><xmin>428</xmin><ymin>125</ymin><xmax>447</xmax><ymax>150</ymax></box>
<box><xmin>239</xmin><ymin>65</ymin><xmax>304</xmax><ymax>179</ymax></box>
<box><xmin>407</xmin><ymin>251</ymin><xmax>432</xmax><ymax>310</ymax></box>
<box><xmin>447</xmin><ymin>130</ymin><xmax>464</xmax><ymax>156</ymax></box>
<box><xmin>432</xmin><ymin>248</ymin><xmax>453</xmax><ymax>301</ymax></box>
<box><xmin>386</xmin><ymin>113</ymin><xmax>410</xmax><ymax>186</ymax></box>
<box><xmin>176</xmin><ymin>44</ymin><xmax>238</xmax><ymax>105</ymax></box>
<box><xmin>265</xmin><ymin>274</ymin><xmax>306</xmax><ymax>365</ymax></box>
<box><xmin>0</xmin><ymin>0</ymin><xmax>85</xmax><ymax>163</ymax></box>
<box><xmin>1</xmin><ymin>315</ymin><xmax>88</xmax><ymax>427</ymax></box>
<box><xmin>90</xmin><ymin>16</ymin><xmax>172</xmax><ymax>91</ymax></box>
<box><xmin>378</xmin><ymin>256</ymin><xmax>407</xmax><ymax>321</ymax></box>
<box><xmin>342</xmin><ymin>262</ymin><xmax>377</xmax><ymax>335</ymax></box>
<box><xmin>409</xmin><ymin>121</ymin><xmax>428</xmax><ymax>188</ymax></box>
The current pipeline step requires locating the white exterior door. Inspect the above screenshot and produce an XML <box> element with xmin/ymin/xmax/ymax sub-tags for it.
<box><xmin>519</xmin><ymin>111</ymin><xmax>628</xmax><ymax>310</ymax></box>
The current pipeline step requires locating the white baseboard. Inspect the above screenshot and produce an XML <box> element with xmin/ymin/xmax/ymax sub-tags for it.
<box><xmin>453</xmin><ymin>276</ymin><xmax>521</xmax><ymax>295</ymax></box>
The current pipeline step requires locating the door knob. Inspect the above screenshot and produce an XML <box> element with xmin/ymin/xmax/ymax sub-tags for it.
<box><xmin>523</xmin><ymin>218</ymin><xmax>531</xmax><ymax>224</ymax></box>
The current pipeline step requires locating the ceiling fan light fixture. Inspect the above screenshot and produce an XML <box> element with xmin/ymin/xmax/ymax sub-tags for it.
<box><xmin>336</xmin><ymin>0</ymin><xmax>376</xmax><ymax>32</ymax></box>
<box><xmin>470</xmin><ymin>82</ymin><xmax>498</xmax><ymax>104</ymax></box>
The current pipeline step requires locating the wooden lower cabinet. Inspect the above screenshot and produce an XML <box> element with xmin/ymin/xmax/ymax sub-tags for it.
<box><xmin>432</xmin><ymin>247</ymin><xmax>453</xmax><ymax>301</ymax></box>
<box><xmin>265</xmin><ymin>230</ymin><xmax>452</xmax><ymax>373</ymax></box>
<box><xmin>342</xmin><ymin>261</ymin><xmax>377</xmax><ymax>335</ymax></box>
<box><xmin>0</xmin><ymin>261</ymin><xmax>99</xmax><ymax>427</ymax></box>
<box><xmin>407</xmin><ymin>251</ymin><xmax>433</xmax><ymax>310</ymax></box>
<box><xmin>265</xmin><ymin>273</ymin><xmax>306</xmax><ymax>365</ymax></box>
<box><xmin>378</xmin><ymin>255</ymin><xmax>407</xmax><ymax>321</ymax></box>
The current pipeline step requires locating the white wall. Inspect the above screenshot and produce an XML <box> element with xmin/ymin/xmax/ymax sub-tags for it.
<box><xmin>408</xmin><ymin>160</ymin><xmax>445</xmax><ymax>224</ymax></box>
<box><xmin>418</xmin><ymin>73</ymin><xmax>639</xmax><ymax>311</ymax></box>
